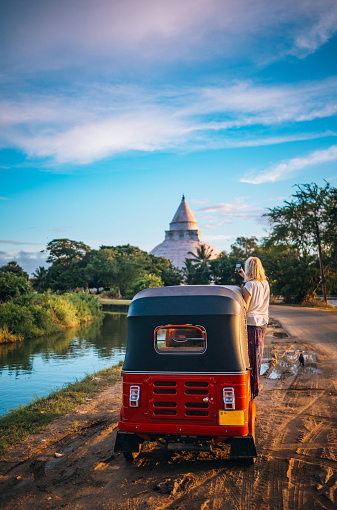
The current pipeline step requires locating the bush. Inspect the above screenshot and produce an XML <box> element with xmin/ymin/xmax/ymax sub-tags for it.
<box><xmin>0</xmin><ymin>291</ymin><xmax>103</xmax><ymax>343</ymax></box>
<box><xmin>0</xmin><ymin>272</ymin><xmax>32</xmax><ymax>303</ymax></box>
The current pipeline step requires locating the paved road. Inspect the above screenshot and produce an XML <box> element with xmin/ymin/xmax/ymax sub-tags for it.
<box><xmin>269</xmin><ymin>304</ymin><xmax>337</xmax><ymax>360</ymax></box>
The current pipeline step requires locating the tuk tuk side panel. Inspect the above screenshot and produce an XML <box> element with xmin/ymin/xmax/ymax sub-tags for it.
<box><xmin>120</xmin><ymin>372</ymin><xmax>251</xmax><ymax>438</ymax></box>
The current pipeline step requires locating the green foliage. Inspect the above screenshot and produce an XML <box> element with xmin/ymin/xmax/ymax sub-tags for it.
<box><xmin>209</xmin><ymin>252</ymin><xmax>244</xmax><ymax>286</ymax></box>
<box><xmin>265</xmin><ymin>182</ymin><xmax>337</xmax><ymax>302</ymax></box>
<box><xmin>32</xmin><ymin>266</ymin><xmax>49</xmax><ymax>292</ymax></box>
<box><xmin>230</xmin><ymin>236</ymin><xmax>261</xmax><ymax>260</ymax></box>
<box><xmin>86</xmin><ymin>245</ymin><xmax>181</xmax><ymax>297</ymax></box>
<box><xmin>45</xmin><ymin>238</ymin><xmax>91</xmax><ymax>265</ymax></box>
<box><xmin>128</xmin><ymin>273</ymin><xmax>163</xmax><ymax>297</ymax></box>
<box><xmin>183</xmin><ymin>244</ymin><xmax>214</xmax><ymax>284</ymax></box>
<box><xmin>261</xmin><ymin>240</ymin><xmax>319</xmax><ymax>303</ymax></box>
<box><xmin>43</xmin><ymin>238</ymin><xmax>91</xmax><ymax>292</ymax></box>
<box><xmin>0</xmin><ymin>261</ymin><xmax>29</xmax><ymax>279</ymax></box>
<box><xmin>0</xmin><ymin>291</ymin><xmax>103</xmax><ymax>343</ymax></box>
<box><xmin>0</xmin><ymin>272</ymin><xmax>33</xmax><ymax>303</ymax></box>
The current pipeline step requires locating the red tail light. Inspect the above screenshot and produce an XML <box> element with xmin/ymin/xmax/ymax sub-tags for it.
<box><xmin>223</xmin><ymin>387</ymin><xmax>235</xmax><ymax>410</ymax></box>
<box><xmin>129</xmin><ymin>385</ymin><xmax>140</xmax><ymax>407</ymax></box>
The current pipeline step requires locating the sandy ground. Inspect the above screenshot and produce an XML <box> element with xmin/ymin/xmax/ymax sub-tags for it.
<box><xmin>1</xmin><ymin>318</ymin><xmax>337</xmax><ymax>510</ymax></box>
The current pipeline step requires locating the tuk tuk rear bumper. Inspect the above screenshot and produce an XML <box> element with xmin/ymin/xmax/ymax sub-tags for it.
<box><xmin>117</xmin><ymin>420</ymin><xmax>249</xmax><ymax>438</ymax></box>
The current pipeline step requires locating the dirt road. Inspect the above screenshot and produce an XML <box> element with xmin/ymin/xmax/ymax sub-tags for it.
<box><xmin>1</xmin><ymin>313</ymin><xmax>337</xmax><ymax>509</ymax></box>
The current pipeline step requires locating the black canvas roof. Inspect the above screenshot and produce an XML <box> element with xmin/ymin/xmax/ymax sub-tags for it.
<box><xmin>128</xmin><ymin>285</ymin><xmax>243</xmax><ymax>317</ymax></box>
<box><xmin>123</xmin><ymin>285</ymin><xmax>249</xmax><ymax>373</ymax></box>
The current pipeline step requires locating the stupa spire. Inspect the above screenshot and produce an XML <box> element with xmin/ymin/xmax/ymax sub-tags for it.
<box><xmin>150</xmin><ymin>195</ymin><xmax>220</xmax><ymax>269</ymax></box>
<box><xmin>169</xmin><ymin>195</ymin><xmax>199</xmax><ymax>231</ymax></box>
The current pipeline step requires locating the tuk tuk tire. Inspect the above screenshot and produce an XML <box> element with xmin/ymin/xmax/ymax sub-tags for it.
<box><xmin>123</xmin><ymin>451</ymin><xmax>139</xmax><ymax>462</ymax></box>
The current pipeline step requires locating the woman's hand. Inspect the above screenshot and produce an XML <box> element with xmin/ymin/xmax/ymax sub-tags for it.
<box><xmin>236</xmin><ymin>268</ymin><xmax>245</xmax><ymax>278</ymax></box>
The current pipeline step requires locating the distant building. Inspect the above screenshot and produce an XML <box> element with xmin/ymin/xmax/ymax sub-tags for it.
<box><xmin>150</xmin><ymin>195</ymin><xmax>221</xmax><ymax>269</ymax></box>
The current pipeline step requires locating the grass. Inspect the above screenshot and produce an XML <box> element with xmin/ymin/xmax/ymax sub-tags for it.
<box><xmin>270</xmin><ymin>299</ymin><xmax>337</xmax><ymax>312</ymax></box>
<box><xmin>0</xmin><ymin>361</ymin><xmax>123</xmax><ymax>458</ymax></box>
<box><xmin>0</xmin><ymin>291</ymin><xmax>104</xmax><ymax>344</ymax></box>
<box><xmin>98</xmin><ymin>298</ymin><xmax>131</xmax><ymax>305</ymax></box>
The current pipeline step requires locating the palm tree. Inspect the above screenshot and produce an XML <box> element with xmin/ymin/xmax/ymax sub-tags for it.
<box><xmin>188</xmin><ymin>244</ymin><xmax>214</xmax><ymax>264</ymax></box>
<box><xmin>186</xmin><ymin>244</ymin><xmax>214</xmax><ymax>284</ymax></box>
<box><xmin>32</xmin><ymin>266</ymin><xmax>49</xmax><ymax>292</ymax></box>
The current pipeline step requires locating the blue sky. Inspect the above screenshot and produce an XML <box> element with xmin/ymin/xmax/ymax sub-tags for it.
<box><xmin>1</xmin><ymin>0</ymin><xmax>337</xmax><ymax>274</ymax></box>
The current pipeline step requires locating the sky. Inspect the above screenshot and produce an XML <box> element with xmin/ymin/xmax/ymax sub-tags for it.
<box><xmin>1</xmin><ymin>0</ymin><xmax>337</xmax><ymax>274</ymax></box>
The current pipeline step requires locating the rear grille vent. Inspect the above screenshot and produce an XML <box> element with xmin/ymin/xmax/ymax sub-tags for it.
<box><xmin>154</xmin><ymin>401</ymin><xmax>176</xmax><ymax>407</ymax></box>
<box><xmin>185</xmin><ymin>389</ymin><xmax>208</xmax><ymax>395</ymax></box>
<box><xmin>185</xmin><ymin>402</ymin><xmax>208</xmax><ymax>408</ymax></box>
<box><xmin>154</xmin><ymin>409</ymin><xmax>177</xmax><ymax>416</ymax></box>
<box><xmin>150</xmin><ymin>379</ymin><xmax>212</xmax><ymax>420</ymax></box>
<box><xmin>186</xmin><ymin>410</ymin><xmax>209</xmax><ymax>416</ymax></box>
<box><xmin>185</xmin><ymin>381</ymin><xmax>208</xmax><ymax>387</ymax></box>
<box><xmin>154</xmin><ymin>381</ymin><xmax>176</xmax><ymax>386</ymax></box>
<box><xmin>154</xmin><ymin>388</ymin><xmax>176</xmax><ymax>394</ymax></box>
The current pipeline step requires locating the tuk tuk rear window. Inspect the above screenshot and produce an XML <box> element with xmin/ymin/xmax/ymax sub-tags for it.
<box><xmin>155</xmin><ymin>325</ymin><xmax>206</xmax><ymax>353</ymax></box>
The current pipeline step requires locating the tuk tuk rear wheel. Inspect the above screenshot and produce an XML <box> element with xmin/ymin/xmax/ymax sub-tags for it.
<box><xmin>123</xmin><ymin>451</ymin><xmax>139</xmax><ymax>462</ymax></box>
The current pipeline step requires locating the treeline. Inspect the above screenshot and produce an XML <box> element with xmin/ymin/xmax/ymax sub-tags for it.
<box><xmin>32</xmin><ymin>241</ymin><xmax>182</xmax><ymax>298</ymax></box>
<box><xmin>28</xmin><ymin>181</ymin><xmax>336</xmax><ymax>304</ymax></box>
<box><xmin>29</xmin><ymin>229</ymin><xmax>337</xmax><ymax>305</ymax></box>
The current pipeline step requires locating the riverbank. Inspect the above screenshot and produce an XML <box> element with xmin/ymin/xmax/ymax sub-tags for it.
<box><xmin>0</xmin><ymin>362</ymin><xmax>123</xmax><ymax>458</ymax></box>
<box><xmin>0</xmin><ymin>291</ymin><xmax>103</xmax><ymax>344</ymax></box>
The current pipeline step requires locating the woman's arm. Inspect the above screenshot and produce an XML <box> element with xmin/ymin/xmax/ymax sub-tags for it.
<box><xmin>243</xmin><ymin>287</ymin><xmax>251</xmax><ymax>310</ymax></box>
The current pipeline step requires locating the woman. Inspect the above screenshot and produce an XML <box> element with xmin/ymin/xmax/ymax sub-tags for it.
<box><xmin>237</xmin><ymin>257</ymin><xmax>270</xmax><ymax>398</ymax></box>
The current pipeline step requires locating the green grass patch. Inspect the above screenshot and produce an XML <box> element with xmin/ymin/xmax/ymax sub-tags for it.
<box><xmin>0</xmin><ymin>291</ymin><xmax>104</xmax><ymax>344</ymax></box>
<box><xmin>0</xmin><ymin>362</ymin><xmax>123</xmax><ymax>458</ymax></box>
<box><xmin>270</xmin><ymin>301</ymin><xmax>337</xmax><ymax>312</ymax></box>
<box><xmin>98</xmin><ymin>298</ymin><xmax>131</xmax><ymax>305</ymax></box>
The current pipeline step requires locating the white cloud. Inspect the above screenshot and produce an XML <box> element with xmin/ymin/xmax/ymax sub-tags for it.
<box><xmin>2</xmin><ymin>0</ymin><xmax>337</xmax><ymax>74</ymax></box>
<box><xmin>0</xmin><ymin>250</ymin><xmax>48</xmax><ymax>275</ymax></box>
<box><xmin>200</xmin><ymin>199</ymin><xmax>250</xmax><ymax>214</ymax></box>
<box><xmin>0</xmin><ymin>197</ymin><xmax>8</xmax><ymax>200</ymax></box>
<box><xmin>0</xmin><ymin>240</ymin><xmax>43</xmax><ymax>246</ymax></box>
<box><xmin>190</xmin><ymin>199</ymin><xmax>210</xmax><ymax>204</ymax></box>
<box><xmin>203</xmin><ymin>234</ymin><xmax>236</xmax><ymax>241</ymax></box>
<box><xmin>1</xmin><ymin>77</ymin><xmax>337</xmax><ymax>164</ymax></box>
<box><xmin>241</xmin><ymin>144</ymin><xmax>337</xmax><ymax>184</ymax></box>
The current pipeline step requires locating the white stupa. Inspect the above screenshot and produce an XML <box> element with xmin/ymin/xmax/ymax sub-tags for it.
<box><xmin>150</xmin><ymin>195</ymin><xmax>221</xmax><ymax>269</ymax></box>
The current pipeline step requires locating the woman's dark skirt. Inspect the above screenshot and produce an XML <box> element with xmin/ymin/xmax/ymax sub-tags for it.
<box><xmin>247</xmin><ymin>325</ymin><xmax>266</xmax><ymax>399</ymax></box>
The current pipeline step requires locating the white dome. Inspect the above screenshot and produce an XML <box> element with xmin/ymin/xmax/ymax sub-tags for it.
<box><xmin>150</xmin><ymin>196</ymin><xmax>221</xmax><ymax>269</ymax></box>
<box><xmin>151</xmin><ymin>239</ymin><xmax>221</xmax><ymax>270</ymax></box>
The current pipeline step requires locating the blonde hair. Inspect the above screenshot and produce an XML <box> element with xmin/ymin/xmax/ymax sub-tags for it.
<box><xmin>244</xmin><ymin>257</ymin><xmax>266</xmax><ymax>282</ymax></box>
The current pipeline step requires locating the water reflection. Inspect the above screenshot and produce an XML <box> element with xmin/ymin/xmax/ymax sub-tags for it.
<box><xmin>0</xmin><ymin>313</ymin><xmax>127</xmax><ymax>416</ymax></box>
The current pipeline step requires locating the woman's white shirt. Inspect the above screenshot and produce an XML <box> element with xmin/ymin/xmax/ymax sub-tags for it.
<box><xmin>244</xmin><ymin>279</ymin><xmax>270</xmax><ymax>326</ymax></box>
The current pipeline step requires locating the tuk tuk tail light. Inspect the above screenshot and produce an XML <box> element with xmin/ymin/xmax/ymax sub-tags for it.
<box><xmin>223</xmin><ymin>387</ymin><xmax>235</xmax><ymax>410</ymax></box>
<box><xmin>129</xmin><ymin>385</ymin><xmax>140</xmax><ymax>407</ymax></box>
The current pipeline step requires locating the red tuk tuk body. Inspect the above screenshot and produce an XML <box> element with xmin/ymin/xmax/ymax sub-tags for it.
<box><xmin>114</xmin><ymin>285</ymin><xmax>257</xmax><ymax>462</ymax></box>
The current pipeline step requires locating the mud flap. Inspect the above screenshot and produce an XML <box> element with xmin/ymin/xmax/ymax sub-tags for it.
<box><xmin>114</xmin><ymin>431</ymin><xmax>141</xmax><ymax>453</ymax></box>
<box><xmin>230</xmin><ymin>436</ymin><xmax>257</xmax><ymax>461</ymax></box>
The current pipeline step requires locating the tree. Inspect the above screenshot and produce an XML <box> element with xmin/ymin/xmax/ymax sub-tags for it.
<box><xmin>32</xmin><ymin>266</ymin><xmax>49</xmax><ymax>292</ymax></box>
<box><xmin>265</xmin><ymin>182</ymin><xmax>337</xmax><ymax>303</ymax></box>
<box><xmin>185</xmin><ymin>244</ymin><xmax>213</xmax><ymax>284</ymax></box>
<box><xmin>0</xmin><ymin>261</ymin><xmax>29</xmax><ymax>279</ymax></box>
<box><xmin>260</xmin><ymin>238</ymin><xmax>319</xmax><ymax>303</ymax></box>
<box><xmin>0</xmin><ymin>272</ymin><xmax>33</xmax><ymax>303</ymax></box>
<box><xmin>44</xmin><ymin>239</ymin><xmax>91</xmax><ymax>292</ymax></box>
<box><xmin>209</xmin><ymin>252</ymin><xmax>242</xmax><ymax>286</ymax></box>
<box><xmin>129</xmin><ymin>273</ymin><xmax>164</xmax><ymax>297</ymax></box>
<box><xmin>230</xmin><ymin>237</ymin><xmax>260</xmax><ymax>260</ymax></box>
<box><xmin>45</xmin><ymin>239</ymin><xmax>91</xmax><ymax>265</ymax></box>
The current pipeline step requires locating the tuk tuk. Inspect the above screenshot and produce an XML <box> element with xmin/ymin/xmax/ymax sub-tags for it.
<box><xmin>114</xmin><ymin>285</ymin><xmax>257</xmax><ymax>463</ymax></box>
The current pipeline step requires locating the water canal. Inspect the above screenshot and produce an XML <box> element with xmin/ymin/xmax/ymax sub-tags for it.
<box><xmin>0</xmin><ymin>313</ymin><xmax>127</xmax><ymax>416</ymax></box>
